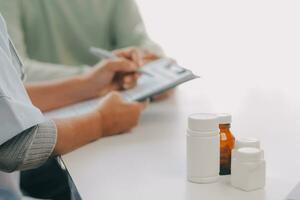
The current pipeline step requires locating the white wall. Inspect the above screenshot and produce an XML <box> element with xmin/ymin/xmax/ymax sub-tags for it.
<box><xmin>136</xmin><ymin>0</ymin><xmax>300</xmax><ymax>91</ymax></box>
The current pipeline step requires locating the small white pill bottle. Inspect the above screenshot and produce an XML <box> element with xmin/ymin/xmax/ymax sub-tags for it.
<box><xmin>187</xmin><ymin>113</ymin><xmax>220</xmax><ymax>183</ymax></box>
<box><xmin>232</xmin><ymin>138</ymin><xmax>261</xmax><ymax>161</ymax></box>
<box><xmin>231</xmin><ymin>147</ymin><xmax>266</xmax><ymax>191</ymax></box>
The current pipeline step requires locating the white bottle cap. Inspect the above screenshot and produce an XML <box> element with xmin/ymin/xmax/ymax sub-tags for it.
<box><xmin>188</xmin><ymin>113</ymin><xmax>219</xmax><ymax>131</ymax></box>
<box><xmin>235</xmin><ymin>147</ymin><xmax>264</xmax><ymax>162</ymax></box>
<box><xmin>218</xmin><ymin>113</ymin><xmax>232</xmax><ymax>124</ymax></box>
<box><xmin>235</xmin><ymin>138</ymin><xmax>260</xmax><ymax>149</ymax></box>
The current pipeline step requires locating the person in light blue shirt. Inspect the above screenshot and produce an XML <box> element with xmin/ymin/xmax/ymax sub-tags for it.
<box><xmin>0</xmin><ymin>13</ymin><xmax>148</xmax><ymax>200</ymax></box>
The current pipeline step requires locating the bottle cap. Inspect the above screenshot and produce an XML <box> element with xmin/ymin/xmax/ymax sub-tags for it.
<box><xmin>235</xmin><ymin>138</ymin><xmax>260</xmax><ymax>149</ymax></box>
<box><xmin>188</xmin><ymin>113</ymin><xmax>219</xmax><ymax>131</ymax></box>
<box><xmin>218</xmin><ymin>113</ymin><xmax>232</xmax><ymax>124</ymax></box>
<box><xmin>235</xmin><ymin>147</ymin><xmax>264</xmax><ymax>162</ymax></box>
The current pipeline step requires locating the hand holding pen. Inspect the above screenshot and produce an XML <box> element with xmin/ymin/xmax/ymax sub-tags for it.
<box><xmin>90</xmin><ymin>46</ymin><xmax>174</xmax><ymax>101</ymax></box>
<box><xmin>90</xmin><ymin>46</ymin><xmax>159</xmax><ymax>90</ymax></box>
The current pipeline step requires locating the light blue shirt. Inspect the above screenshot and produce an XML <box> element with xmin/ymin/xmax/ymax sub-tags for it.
<box><xmin>0</xmin><ymin>14</ymin><xmax>45</xmax><ymax>200</ymax></box>
<box><xmin>0</xmin><ymin>14</ymin><xmax>45</xmax><ymax>146</ymax></box>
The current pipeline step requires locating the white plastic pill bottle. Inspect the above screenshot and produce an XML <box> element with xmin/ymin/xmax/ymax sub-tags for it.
<box><xmin>232</xmin><ymin>137</ymin><xmax>261</xmax><ymax>161</ymax></box>
<box><xmin>231</xmin><ymin>147</ymin><xmax>265</xmax><ymax>191</ymax></box>
<box><xmin>187</xmin><ymin>113</ymin><xmax>220</xmax><ymax>183</ymax></box>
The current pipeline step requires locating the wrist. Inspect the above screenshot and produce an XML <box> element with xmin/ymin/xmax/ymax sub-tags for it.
<box><xmin>76</xmin><ymin>73</ymin><xmax>99</xmax><ymax>99</ymax></box>
<box><xmin>53</xmin><ymin>111</ymin><xmax>103</xmax><ymax>155</ymax></box>
<box><xmin>88</xmin><ymin>110</ymin><xmax>104</xmax><ymax>139</ymax></box>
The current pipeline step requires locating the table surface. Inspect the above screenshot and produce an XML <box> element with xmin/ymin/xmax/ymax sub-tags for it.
<box><xmin>61</xmin><ymin>78</ymin><xmax>300</xmax><ymax>200</ymax></box>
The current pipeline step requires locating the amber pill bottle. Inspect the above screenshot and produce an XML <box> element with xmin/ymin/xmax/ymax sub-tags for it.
<box><xmin>218</xmin><ymin>114</ymin><xmax>235</xmax><ymax>175</ymax></box>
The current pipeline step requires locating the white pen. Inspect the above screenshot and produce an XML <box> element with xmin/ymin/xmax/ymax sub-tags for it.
<box><xmin>89</xmin><ymin>46</ymin><xmax>118</xmax><ymax>60</ymax></box>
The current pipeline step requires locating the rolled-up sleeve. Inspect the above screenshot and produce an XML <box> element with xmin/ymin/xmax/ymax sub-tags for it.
<box><xmin>0</xmin><ymin>120</ymin><xmax>57</xmax><ymax>172</ymax></box>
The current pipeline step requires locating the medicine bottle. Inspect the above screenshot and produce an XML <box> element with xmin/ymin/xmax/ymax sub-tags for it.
<box><xmin>231</xmin><ymin>147</ymin><xmax>266</xmax><ymax>191</ymax></box>
<box><xmin>187</xmin><ymin>113</ymin><xmax>220</xmax><ymax>183</ymax></box>
<box><xmin>232</xmin><ymin>138</ymin><xmax>260</xmax><ymax>162</ymax></box>
<box><xmin>218</xmin><ymin>113</ymin><xmax>235</xmax><ymax>175</ymax></box>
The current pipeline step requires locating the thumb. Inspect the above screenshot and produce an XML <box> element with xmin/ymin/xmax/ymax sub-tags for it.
<box><xmin>133</xmin><ymin>99</ymin><xmax>150</xmax><ymax>111</ymax></box>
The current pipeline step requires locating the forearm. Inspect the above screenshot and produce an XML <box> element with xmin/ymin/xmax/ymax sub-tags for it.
<box><xmin>53</xmin><ymin>111</ymin><xmax>102</xmax><ymax>155</ymax></box>
<box><xmin>0</xmin><ymin>112</ymin><xmax>103</xmax><ymax>172</ymax></box>
<box><xmin>26</xmin><ymin>75</ymin><xmax>96</xmax><ymax>112</ymax></box>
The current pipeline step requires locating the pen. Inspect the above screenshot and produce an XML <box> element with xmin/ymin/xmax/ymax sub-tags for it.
<box><xmin>89</xmin><ymin>47</ymin><xmax>118</xmax><ymax>60</ymax></box>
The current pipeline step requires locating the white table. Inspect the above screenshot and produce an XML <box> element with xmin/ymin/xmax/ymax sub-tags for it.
<box><xmin>61</xmin><ymin>78</ymin><xmax>300</xmax><ymax>200</ymax></box>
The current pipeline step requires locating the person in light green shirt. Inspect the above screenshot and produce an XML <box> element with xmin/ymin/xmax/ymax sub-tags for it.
<box><xmin>0</xmin><ymin>0</ymin><xmax>163</xmax><ymax>82</ymax></box>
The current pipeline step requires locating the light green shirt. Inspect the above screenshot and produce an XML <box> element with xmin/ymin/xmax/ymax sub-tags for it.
<box><xmin>0</xmin><ymin>0</ymin><xmax>162</xmax><ymax>81</ymax></box>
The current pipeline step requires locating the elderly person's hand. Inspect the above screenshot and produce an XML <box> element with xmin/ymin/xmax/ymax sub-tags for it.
<box><xmin>95</xmin><ymin>92</ymin><xmax>148</xmax><ymax>136</ymax></box>
<box><xmin>54</xmin><ymin>92</ymin><xmax>148</xmax><ymax>155</ymax></box>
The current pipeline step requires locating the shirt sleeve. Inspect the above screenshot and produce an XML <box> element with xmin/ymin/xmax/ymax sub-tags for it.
<box><xmin>0</xmin><ymin>120</ymin><xmax>57</xmax><ymax>173</ymax></box>
<box><xmin>111</xmin><ymin>0</ymin><xmax>164</xmax><ymax>56</ymax></box>
<box><xmin>0</xmin><ymin>1</ymin><xmax>90</xmax><ymax>82</ymax></box>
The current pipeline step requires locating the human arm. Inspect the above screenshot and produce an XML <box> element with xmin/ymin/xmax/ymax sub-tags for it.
<box><xmin>26</xmin><ymin>58</ymin><xmax>139</xmax><ymax>112</ymax></box>
<box><xmin>53</xmin><ymin>92</ymin><xmax>147</xmax><ymax>155</ymax></box>
<box><xmin>0</xmin><ymin>92</ymin><xmax>147</xmax><ymax>172</ymax></box>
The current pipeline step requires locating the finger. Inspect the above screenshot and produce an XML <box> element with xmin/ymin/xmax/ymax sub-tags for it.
<box><xmin>113</xmin><ymin>47</ymin><xmax>159</xmax><ymax>61</ymax></box>
<box><xmin>123</xmin><ymin>83</ymin><xmax>136</xmax><ymax>90</ymax></box>
<box><xmin>122</xmin><ymin>79</ymin><xmax>137</xmax><ymax>90</ymax></box>
<box><xmin>122</xmin><ymin>73</ymin><xmax>139</xmax><ymax>82</ymax></box>
<box><xmin>123</xmin><ymin>75</ymin><xmax>134</xmax><ymax>84</ymax></box>
<box><xmin>109</xmin><ymin>58</ymin><xmax>138</xmax><ymax>73</ymax></box>
<box><xmin>134</xmin><ymin>73</ymin><xmax>140</xmax><ymax>79</ymax></box>
<box><xmin>114</xmin><ymin>47</ymin><xmax>145</xmax><ymax>66</ymax></box>
<box><xmin>113</xmin><ymin>47</ymin><xmax>135</xmax><ymax>59</ymax></box>
<box><xmin>152</xmin><ymin>89</ymin><xmax>175</xmax><ymax>101</ymax></box>
<box><xmin>131</xmin><ymin>49</ymin><xmax>145</xmax><ymax>66</ymax></box>
<box><xmin>152</xmin><ymin>93</ymin><xmax>170</xmax><ymax>101</ymax></box>
<box><xmin>118</xmin><ymin>74</ymin><xmax>137</xmax><ymax>89</ymax></box>
<box><xmin>143</xmin><ymin>53</ymin><xmax>159</xmax><ymax>60</ymax></box>
<box><xmin>133</xmin><ymin>99</ymin><xmax>149</xmax><ymax>111</ymax></box>
<box><xmin>142</xmin><ymin>58</ymin><xmax>156</xmax><ymax>65</ymax></box>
